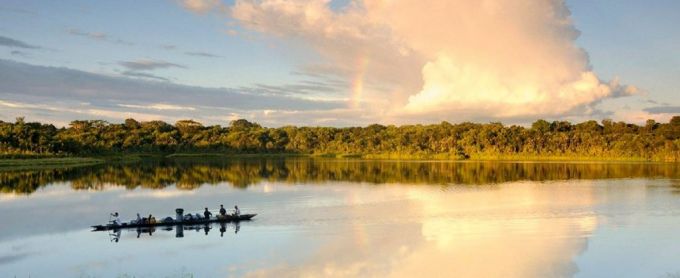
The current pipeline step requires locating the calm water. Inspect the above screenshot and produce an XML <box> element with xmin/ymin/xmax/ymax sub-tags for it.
<box><xmin>1</xmin><ymin>159</ymin><xmax>679</xmax><ymax>277</ymax></box>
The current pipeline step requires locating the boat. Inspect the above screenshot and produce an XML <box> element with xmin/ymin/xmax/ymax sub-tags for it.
<box><xmin>92</xmin><ymin>208</ymin><xmax>256</xmax><ymax>231</ymax></box>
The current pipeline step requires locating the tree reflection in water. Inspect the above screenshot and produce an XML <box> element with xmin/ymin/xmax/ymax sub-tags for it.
<box><xmin>2</xmin><ymin>158</ymin><xmax>679</xmax><ymax>195</ymax></box>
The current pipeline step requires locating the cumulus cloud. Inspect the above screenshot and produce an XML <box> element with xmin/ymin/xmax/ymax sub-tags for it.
<box><xmin>221</xmin><ymin>0</ymin><xmax>638</xmax><ymax>122</ymax></box>
<box><xmin>230</xmin><ymin>0</ymin><xmax>423</xmax><ymax>110</ymax></box>
<box><xmin>119</xmin><ymin>59</ymin><xmax>186</xmax><ymax>71</ymax></box>
<box><xmin>0</xmin><ymin>35</ymin><xmax>40</xmax><ymax>49</ymax></box>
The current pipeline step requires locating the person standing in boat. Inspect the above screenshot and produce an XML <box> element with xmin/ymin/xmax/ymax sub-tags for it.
<box><xmin>204</xmin><ymin>207</ymin><xmax>213</xmax><ymax>220</ymax></box>
<box><xmin>219</xmin><ymin>204</ymin><xmax>227</xmax><ymax>216</ymax></box>
<box><xmin>233</xmin><ymin>205</ymin><xmax>240</xmax><ymax>217</ymax></box>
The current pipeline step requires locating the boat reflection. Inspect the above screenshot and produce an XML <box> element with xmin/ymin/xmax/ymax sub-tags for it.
<box><xmin>106</xmin><ymin>222</ymin><xmax>242</xmax><ymax>242</ymax></box>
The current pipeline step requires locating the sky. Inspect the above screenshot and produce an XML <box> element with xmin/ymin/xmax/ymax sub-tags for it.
<box><xmin>0</xmin><ymin>0</ymin><xmax>678</xmax><ymax>127</ymax></box>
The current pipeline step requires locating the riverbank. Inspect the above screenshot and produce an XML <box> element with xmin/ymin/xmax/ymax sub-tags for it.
<box><xmin>0</xmin><ymin>152</ymin><xmax>671</xmax><ymax>171</ymax></box>
<box><xmin>0</xmin><ymin>157</ymin><xmax>104</xmax><ymax>170</ymax></box>
<box><xmin>165</xmin><ymin>153</ymin><xmax>306</xmax><ymax>159</ymax></box>
<box><xmin>0</xmin><ymin>153</ymin><xmax>307</xmax><ymax>170</ymax></box>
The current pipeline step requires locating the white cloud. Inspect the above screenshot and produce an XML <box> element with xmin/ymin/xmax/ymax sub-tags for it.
<box><xmin>179</xmin><ymin>0</ymin><xmax>225</xmax><ymax>13</ymax></box>
<box><xmin>230</xmin><ymin>0</ymin><xmax>425</xmax><ymax>111</ymax></box>
<box><xmin>118</xmin><ymin>103</ymin><xmax>196</xmax><ymax>111</ymax></box>
<box><xmin>224</xmin><ymin>0</ymin><xmax>638</xmax><ymax>122</ymax></box>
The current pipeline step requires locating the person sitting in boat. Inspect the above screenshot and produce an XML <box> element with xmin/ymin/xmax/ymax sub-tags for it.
<box><xmin>110</xmin><ymin>212</ymin><xmax>121</xmax><ymax>225</ymax></box>
<box><xmin>148</xmin><ymin>214</ymin><xmax>156</xmax><ymax>224</ymax></box>
<box><xmin>134</xmin><ymin>213</ymin><xmax>142</xmax><ymax>224</ymax></box>
<box><xmin>233</xmin><ymin>205</ymin><xmax>240</xmax><ymax>217</ymax></box>
<box><xmin>219</xmin><ymin>204</ymin><xmax>227</xmax><ymax>216</ymax></box>
<box><xmin>204</xmin><ymin>208</ymin><xmax>213</xmax><ymax>220</ymax></box>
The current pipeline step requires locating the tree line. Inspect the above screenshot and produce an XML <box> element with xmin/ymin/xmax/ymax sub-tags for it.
<box><xmin>1</xmin><ymin>116</ymin><xmax>679</xmax><ymax>161</ymax></box>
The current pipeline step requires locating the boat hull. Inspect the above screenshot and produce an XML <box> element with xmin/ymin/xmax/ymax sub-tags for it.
<box><xmin>91</xmin><ymin>214</ymin><xmax>256</xmax><ymax>231</ymax></box>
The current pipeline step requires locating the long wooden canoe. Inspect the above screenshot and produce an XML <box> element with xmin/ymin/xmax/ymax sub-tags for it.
<box><xmin>91</xmin><ymin>214</ymin><xmax>257</xmax><ymax>231</ymax></box>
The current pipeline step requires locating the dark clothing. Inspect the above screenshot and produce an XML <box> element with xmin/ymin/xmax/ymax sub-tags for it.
<box><xmin>219</xmin><ymin>207</ymin><xmax>227</xmax><ymax>216</ymax></box>
<box><xmin>204</xmin><ymin>210</ymin><xmax>212</xmax><ymax>219</ymax></box>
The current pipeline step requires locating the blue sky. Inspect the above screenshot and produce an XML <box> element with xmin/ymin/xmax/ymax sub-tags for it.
<box><xmin>570</xmin><ymin>0</ymin><xmax>680</xmax><ymax>104</ymax></box>
<box><xmin>0</xmin><ymin>0</ymin><xmax>301</xmax><ymax>87</ymax></box>
<box><xmin>0</xmin><ymin>0</ymin><xmax>678</xmax><ymax>127</ymax></box>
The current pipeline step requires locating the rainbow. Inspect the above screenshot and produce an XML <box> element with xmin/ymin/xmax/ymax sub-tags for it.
<box><xmin>350</xmin><ymin>55</ymin><xmax>368</xmax><ymax>109</ymax></box>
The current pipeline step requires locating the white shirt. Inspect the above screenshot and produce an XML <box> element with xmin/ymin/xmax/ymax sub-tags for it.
<box><xmin>112</xmin><ymin>214</ymin><xmax>121</xmax><ymax>225</ymax></box>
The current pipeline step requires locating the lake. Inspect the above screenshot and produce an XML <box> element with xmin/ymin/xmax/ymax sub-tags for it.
<box><xmin>1</xmin><ymin>159</ymin><xmax>679</xmax><ymax>277</ymax></box>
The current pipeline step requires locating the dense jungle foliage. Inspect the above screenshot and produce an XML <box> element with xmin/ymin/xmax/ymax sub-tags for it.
<box><xmin>1</xmin><ymin>116</ymin><xmax>679</xmax><ymax>161</ymax></box>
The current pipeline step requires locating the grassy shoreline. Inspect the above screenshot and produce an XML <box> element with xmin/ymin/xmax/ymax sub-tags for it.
<box><xmin>0</xmin><ymin>157</ymin><xmax>105</xmax><ymax>170</ymax></box>
<box><xmin>165</xmin><ymin>153</ymin><xmax>306</xmax><ymax>159</ymax></box>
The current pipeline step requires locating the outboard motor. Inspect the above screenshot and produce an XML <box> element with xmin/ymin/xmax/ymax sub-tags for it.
<box><xmin>175</xmin><ymin>208</ymin><xmax>184</xmax><ymax>222</ymax></box>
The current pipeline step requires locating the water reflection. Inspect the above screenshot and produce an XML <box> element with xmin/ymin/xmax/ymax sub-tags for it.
<box><xmin>1</xmin><ymin>160</ymin><xmax>679</xmax><ymax>277</ymax></box>
<box><xmin>2</xmin><ymin>159</ymin><xmax>679</xmax><ymax>194</ymax></box>
<box><xmin>106</xmin><ymin>222</ymin><xmax>243</xmax><ymax>242</ymax></box>
<box><xmin>243</xmin><ymin>182</ymin><xmax>600</xmax><ymax>277</ymax></box>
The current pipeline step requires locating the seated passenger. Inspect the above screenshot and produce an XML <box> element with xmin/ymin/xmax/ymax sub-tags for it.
<box><xmin>111</xmin><ymin>212</ymin><xmax>121</xmax><ymax>225</ymax></box>
<box><xmin>219</xmin><ymin>205</ymin><xmax>227</xmax><ymax>216</ymax></box>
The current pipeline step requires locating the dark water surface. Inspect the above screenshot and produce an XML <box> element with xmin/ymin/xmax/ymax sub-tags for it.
<box><xmin>1</xmin><ymin>159</ymin><xmax>679</xmax><ymax>277</ymax></box>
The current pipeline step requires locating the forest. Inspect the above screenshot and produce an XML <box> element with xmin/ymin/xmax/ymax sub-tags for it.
<box><xmin>1</xmin><ymin>116</ymin><xmax>679</xmax><ymax>161</ymax></box>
